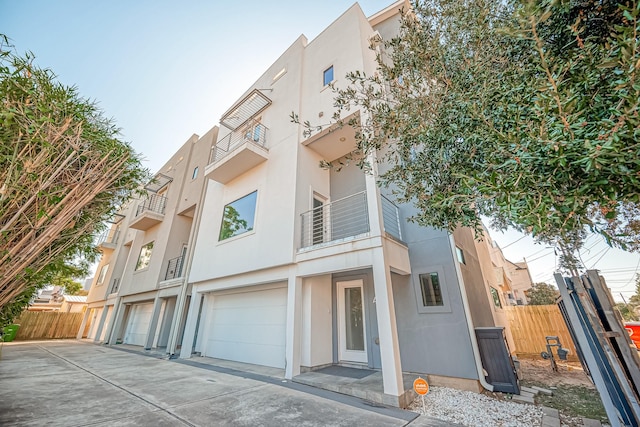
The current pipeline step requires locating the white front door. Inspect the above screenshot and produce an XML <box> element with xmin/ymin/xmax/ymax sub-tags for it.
<box><xmin>337</xmin><ymin>280</ymin><xmax>367</xmax><ymax>363</ymax></box>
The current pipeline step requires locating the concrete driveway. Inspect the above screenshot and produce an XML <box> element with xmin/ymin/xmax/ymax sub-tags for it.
<box><xmin>0</xmin><ymin>340</ymin><xmax>451</xmax><ymax>426</ymax></box>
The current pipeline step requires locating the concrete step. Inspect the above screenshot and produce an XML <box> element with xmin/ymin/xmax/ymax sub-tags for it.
<box><xmin>520</xmin><ymin>386</ymin><xmax>540</xmax><ymax>395</ymax></box>
<box><xmin>531</xmin><ymin>385</ymin><xmax>553</xmax><ymax>396</ymax></box>
<box><xmin>512</xmin><ymin>394</ymin><xmax>535</xmax><ymax>404</ymax></box>
<box><xmin>582</xmin><ymin>418</ymin><xmax>602</xmax><ymax>427</ymax></box>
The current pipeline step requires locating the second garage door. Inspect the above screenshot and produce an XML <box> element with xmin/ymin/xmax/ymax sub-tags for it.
<box><xmin>204</xmin><ymin>286</ymin><xmax>287</xmax><ymax>369</ymax></box>
<box><xmin>123</xmin><ymin>302</ymin><xmax>154</xmax><ymax>346</ymax></box>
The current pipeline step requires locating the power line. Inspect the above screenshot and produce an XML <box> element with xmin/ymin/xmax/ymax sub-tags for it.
<box><xmin>501</xmin><ymin>235</ymin><xmax>527</xmax><ymax>250</ymax></box>
<box><xmin>523</xmin><ymin>246</ymin><xmax>554</xmax><ymax>259</ymax></box>
<box><xmin>589</xmin><ymin>247</ymin><xmax>611</xmax><ymax>269</ymax></box>
<box><xmin>527</xmin><ymin>251</ymin><xmax>555</xmax><ymax>263</ymax></box>
<box><xmin>582</xmin><ymin>246</ymin><xmax>608</xmax><ymax>265</ymax></box>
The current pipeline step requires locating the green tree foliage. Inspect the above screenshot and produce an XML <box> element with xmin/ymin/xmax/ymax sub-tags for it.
<box><xmin>0</xmin><ymin>258</ymin><xmax>87</xmax><ymax>327</ymax></box>
<box><xmin>0</xmin><ymin>36</ymin><xmax>148</xmax><ymax>324</ymax></box>
<box><xmin>296</xmin><ymin>0</ymin><xmax>640</xmax><ymax>268</ymax></box>
<box><xmin>219</xmin><ymin>206</ymin><xmax>249</xmax><ymax>240</ymax></box>
<box><xmin>527</xmin><ymin>282</ymin><xmax>561</xmax><ymax>305</ymax></box>
<box><xmin>615</xmin><ymin>274</ymin><xmax>640</xmax><ymax>321</ymax></box>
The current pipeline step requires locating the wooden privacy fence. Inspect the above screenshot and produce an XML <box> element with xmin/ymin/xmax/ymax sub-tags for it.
<box><xmin>504</xmin><ymin>305</ymin><xmax>578</xmax><ymax>361</ymax></box>
<box><xmin>13</xmin><ymin>311</ymin><xmax>84</xmax><ymax>340</ymax></box>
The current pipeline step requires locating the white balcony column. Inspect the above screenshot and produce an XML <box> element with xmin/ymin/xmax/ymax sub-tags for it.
<box><xmin>93</xmin><ymin>304</ymin><xmax>110</xmax><ymax>343</ymax></box>
<box><xmin>285</xmin><ymin>271</ymin><xmax>303</xmax><ymax>379</ymax></box>
<box><xmin>107</xmin><ymin>299</ymin><xmax>126</xmax><ymax>346</ymax></box>
<box><xmin>372</xmin><ymin>246</ymin><xmax>404</xmax><ymax>397</ymax></box>
<box><xmin>179</xmin><ymin>290</ymin><xmax>202</xmax><ymax>359</ymax></box>
<box><xmin>144</xmin><ymin>296</ymin><xmax>164</xmax><ymax>350</ymax></box>
<box><xmin>364</xmin><ymin>152</ymin><xmax>384</xmax><ymax>237</ymax></box>
<box><xmin>76</xmin><ymin>307</ymin><xmax>92</xmax><ymax>339</ymax></box>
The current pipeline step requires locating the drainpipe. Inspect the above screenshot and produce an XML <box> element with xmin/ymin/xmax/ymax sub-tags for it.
<box><xmin>449</xmin><ymin>234</ymin><xmax>494</xmax><ymax>392</ymax></box>
<box><xmin>166</xmin><ymin>141</ymin><xmax>212</xmax><ymax>356</ymax></box>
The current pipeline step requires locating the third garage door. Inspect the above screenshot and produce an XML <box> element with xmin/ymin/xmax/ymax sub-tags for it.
<box><xmin>123</xmin><ymin>302</ymin><xmax>154</xmax><ymax>346</ymax></box>
<box><xmin>204</xmin><ymin>286</ymin><xmax>287</xmax><ymax>368</ymax></box>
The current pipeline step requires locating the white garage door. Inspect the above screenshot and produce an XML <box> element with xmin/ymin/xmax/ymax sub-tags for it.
<box><xmin>205</xmin><ymin>286</ymin><xmax>287</xmax><ymax>369</ymax></box>
<box><xmin>124</xmin><ymin>302</ymin><xmax>154</xmax><ymax>346</ymax></box>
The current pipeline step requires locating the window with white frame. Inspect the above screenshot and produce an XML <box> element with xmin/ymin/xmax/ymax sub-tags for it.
<box><xmin>219</xmin><ymin>191</ymin><xmax>257</xmax><ymax>241</ymax></box>
<box><xmin>414</xmin><ymin>265</ymin><xmax>451</xmax><ymax>314</ymax></box>
<box><xmin>135</xmin><ymin>241</ymin><xmax>154</xmax><ymax>271</ymax></box>
<box><xmin>419</xmin><ymin>272</ymin><xmax>443</xmax><ymax>307</ymax></box>
<box><xmin>96</xmin><ymin>264</ymin><xmax>109</xmax><ymax>285</ymax></box>
<box><xmin>455</xmin><ymin>246</ymin><xmax>466</xmax><ymax>264</ymax></box>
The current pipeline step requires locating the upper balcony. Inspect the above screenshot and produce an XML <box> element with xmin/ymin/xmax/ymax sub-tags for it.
<box><xmin>129</xmin><ymin>194</ymin><xmax>167</xmax><ymax>231</ymax></box>
<box><xmin>205</xmin><ymin>89</ymin><xmax>272</xmax><ymax>184</ymax></box>
<box><xmin>301</xmin><ymin>111</ymin><xmax>359</xmax><ymax>162</ymax></box>
<box><xmin>96</xmin><ymin>227</ymin><xmax>120</xmax><ymax>251</ymax></box>
<box><xmin>204</xmin><ymin>119</ymin><xmax>269</xmax><ymax>184</ymax></box>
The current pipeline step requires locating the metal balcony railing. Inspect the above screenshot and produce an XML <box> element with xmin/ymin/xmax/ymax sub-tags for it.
<box><xmin>136</xmin><ymin>194</ymin><xmax>167</xmax><ymax>217</ymax></box>
<box><xmin>210</xmin><ymin>119</ymin><xmax>268</xmax><ymax>165</ymax></box>
<box><xmin>109</xmin><ymin>278</ymin><xmax>120</xmax><ymax>294</ymax></box>
<box><xmin>381</xmin><ymin>195</ymin><xmax>403</xmax><ymax>241</ymax></box>
<box><xmin>300</xmin><ymin>191</ymin><xmax>369</xmax><ymax>248</ymax></box>
<box><xmin>164</xmin><ymin>255</ymin><xmax>184</xmax><ymax>281</ymax></box>
<box><xmin>96</xmin><ymin>227</ymin><xmax>120</xmax><ymax>246</ymax></box>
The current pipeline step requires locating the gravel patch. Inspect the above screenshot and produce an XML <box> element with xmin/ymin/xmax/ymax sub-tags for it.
<box><xmin>409</xmin><ymin>386</ymin><xmax>543</xmax><ymax>427</ymax></box>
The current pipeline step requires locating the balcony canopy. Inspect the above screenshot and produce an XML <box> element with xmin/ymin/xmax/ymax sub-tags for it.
<box><xmin>144</xmin><ymin>173</ymin><xmax>173</xmax><ymax>193</ymax></box>
<box><xmin>220</xmin><ymin>89</ymin><xmax>272</xmax><ymax>131</ymax></box>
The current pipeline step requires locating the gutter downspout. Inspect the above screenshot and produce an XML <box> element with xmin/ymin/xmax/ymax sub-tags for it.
<box><xmin>167</xmin><ymin>139</ymin><xmax>213</xmax><ymax>356</ymax></box>
<box><xmin>449</xmin><ymin>234</ymin><xmax>494</xmax><ymax>392</ymax></box>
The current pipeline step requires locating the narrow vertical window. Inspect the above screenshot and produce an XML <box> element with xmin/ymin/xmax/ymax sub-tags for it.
<box><xmin>135</xmin><ymin>241</ymin><xmax>154</xmax><ymax>271</ymax></box>
<box><xmin>192</xmin><ymin>167</ymin><xmax>199</xmax><ymax>179</ymax></box>
<box><xmin>490</xmin><ymin>287</ymin><xmax>502</xmax><ymax>308</ymax></box>
<box><xmin>323</xmin><ymin>66</ymin><xmax>334</xmax><ymax>86</ymax></box>
<box><xmin>97</xmin><ymin>264</ymin><xmax>109</xmax><ymax>285</ymax></box>
<box><xmin>419</xmin><ymin>272</ymin><xmax>443</xmax><ymax>307</ymax></box>
<box><xmin>455</xmin><ymin>246</ymin><xmax>466</xmax><ymax>264</ymax></box>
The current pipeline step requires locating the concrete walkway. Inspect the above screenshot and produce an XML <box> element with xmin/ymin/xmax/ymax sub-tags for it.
<box><xmin>0</xmin><ymin>340</ymin><xmax>451</xmax><ymax>426</ymax></box>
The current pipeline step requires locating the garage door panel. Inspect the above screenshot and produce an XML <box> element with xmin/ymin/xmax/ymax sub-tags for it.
<box><xmin>206</xmin><ymin>340</ymin><xmax>285</xmax><ymax>369</ymax></box>
<box><xmin>204</xmin><ymin>287</ymin><xmax>287</xmax><ymax>369</ymax></box>
<box><xmin>124</xmin><ymin>303</ymin><xmax>153</xmax><ymax>346</ymax></box>
<box><xmin>209</xmin><ymin>324</ymin><xmax>286</xmax><ymax>346</ymax></box>
<box><xmin>210</xmin><ymin>306</ymin><xmax>286</xmax><ymax>326</ymax></box>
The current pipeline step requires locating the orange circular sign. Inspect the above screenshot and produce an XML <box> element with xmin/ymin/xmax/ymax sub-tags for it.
<box><xmin>413</xmin><ymin>378</ymin><xmax>429</xmax><ymax>395</ymax></box>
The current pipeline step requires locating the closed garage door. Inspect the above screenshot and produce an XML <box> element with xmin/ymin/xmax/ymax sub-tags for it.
<box><xmin>124</xmin><ymin>302</ymin><xmax>154</xmax><ymax>346</ymax></box>
<box><xmin>205</xmin><ymin>286</ymin><xmax>287</xmax><ymax>369</ymax></box>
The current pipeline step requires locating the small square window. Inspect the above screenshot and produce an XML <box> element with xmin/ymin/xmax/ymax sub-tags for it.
<box><xmin>455</xmin><ymin>246</ymin><xmax>466</xmax><ymax>264</ymax></box>
<box><xmin>490</xmin><ymin>287</ymin><xmax>502</xmax><ymax>308</ymax></box>
<box><xmin>192</xmin><ymin>167</ymin><xmax>199</xmax><ymax>179</ymax></box>
<box><xmin>419</xmin><ymin>272</ymin><xmax>443</xmax><ymax>307</ymax></box>
<box><xmin>135</xmin><ymin>241</ymin><xmax>154</xmax><ymax>271</ymax></box>
<box><xmin>323</xmin><ymin>66</ymin><xmax>334</xmax><ymax>86</ymax></box>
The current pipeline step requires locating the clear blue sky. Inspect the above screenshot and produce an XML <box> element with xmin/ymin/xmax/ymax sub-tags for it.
<box><xmin>2</xmin><ymin>0</ymin><xmax>639</xmax><ymax>298</ymax></box>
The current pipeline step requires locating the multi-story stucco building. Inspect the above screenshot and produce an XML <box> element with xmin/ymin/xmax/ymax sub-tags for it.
<box><xmin>175</xmin><ymin>0</ymin><xmax>512</xmax><ymax>408</ymax></box>
<box><xmin>78</xmin><ymin>126</ymin><xmax>218</xmax><ymax>352</ymax></box>
<box><xmin>81</xmin><ymin>0</ymin><xmax>526</xmax><ymax>409</ymax></box>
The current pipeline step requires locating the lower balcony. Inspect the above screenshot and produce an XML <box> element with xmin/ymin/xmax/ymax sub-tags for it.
<box><xmin>300</xmin><ymin>191</ymin><xmax>370</xmax><ymax>249</ymax></box>
<box><xmin>129</xmin><ymin>194</ymin><xmax>167</xmax><ymax>230</ymax></box>
<box><xmin>299</xmin><ymin>192</ymin><xmax>405</xmax><ymax>250</ymax></box>
<box><xmin>164</xmin><ymin>255</ymin><xmax>185</xmax><ymax>281</ymax></box>
<box><xmin>205</xmin><ymin>121</ymin><xmax>269</xmax><ymax>184</ymax></box>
